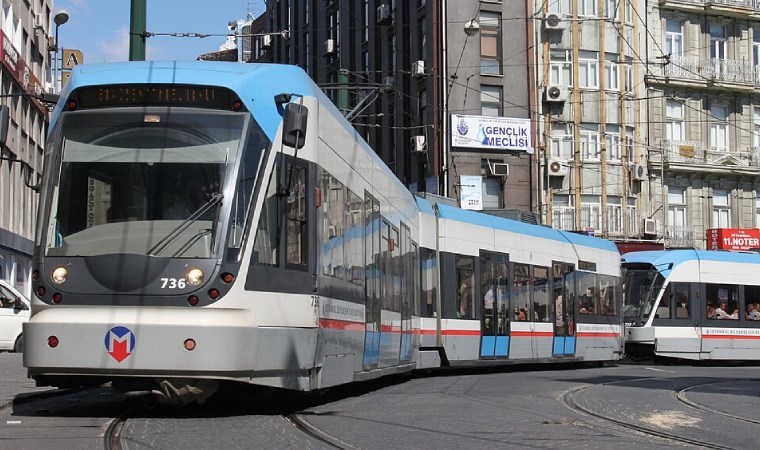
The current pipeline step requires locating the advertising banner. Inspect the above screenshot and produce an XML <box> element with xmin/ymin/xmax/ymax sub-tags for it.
<box><xmin>706</xmin><ymin>228</ymin><xmax>760</xmax><ymax>251</ymax></box>
<box><xmin>451</xmin><ymin>114</ymin><xmax>532</xmax><ymax>153</ymax></box>
<box><xmin>0</xmin><ymin>30</ymin><xmax>45</xmax><ymax>113</ymax></box>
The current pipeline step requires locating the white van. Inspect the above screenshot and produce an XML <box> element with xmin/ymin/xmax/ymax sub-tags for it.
<box><xmin>0</xmin><ymin>280</ymin><xmax>30</xmax><ymax>352</ymax></box>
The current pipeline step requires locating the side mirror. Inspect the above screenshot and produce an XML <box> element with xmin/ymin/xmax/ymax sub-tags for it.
<box><xmin>282</xmin><ymin>103</ymin><xmax>308</xmax><ymax>149</ymax></box>
<box><xmin>0</xmin><ymin>105</ymin><xmax>9</xmax><ymax>147</ymax></box>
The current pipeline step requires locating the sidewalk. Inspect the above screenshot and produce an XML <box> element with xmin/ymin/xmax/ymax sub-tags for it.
<box><xmin>0</xmin><ymin>353</ymin><xmax>53</xmax><ymax>408</ymax></box>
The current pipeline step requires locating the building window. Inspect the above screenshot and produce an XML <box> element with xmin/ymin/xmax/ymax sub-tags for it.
<box><xmin>756</xmin><ymin>196</ymin><xmax>760</xmax><ymax>228</ymax></box>
<box><xmin>550</xmin><ymin>50</ymin><xmax>572</xmax><ymax>86</ymax></box>
<box><xmin>580</xmin><ymin>195</ymin><xmax>602</xmax><ymax>230</ymax></box>
<box><xmin>625</xmin><ymin>128</ymin><xmax>635</xmax><ymax>161</ymax></box>
<box><xmin>480</xmin><ymin>11</ymin><xmax>501</xmax><ymax>75</ymax></box>
<box><xmin>363</xmin><ymin>0</ymin><xmax>369</xmax><ymax>42</ymax></box>
<box><xmin>579</xmin><ymin>0</ymin><xmax>597</xmax><ymax>17</ymax></box>
<box><xmin>665</xmin><ymin>99</ymin><xmax>685</xmax><ymax>141</ymax></box>
<box><xmin>580</xmin><ymin>125</ymin><xmax>600</xmax><ymax>160</ymax></box>
<box><xmin>665</xmin><ymin>20</ymin><xmax>683</xmax><ymax>57</ymax></box>
<box><xmin>627</xmin><ymin>197</ymin><xmax>638</xmax><ymax>234</ymax></box>
<box><xmin>754</xmin><ymin>30</ymin><xmax>760</xmax><ymax>67</ymax></box>
<box><xmin>418</xmin><ymin>89</ymin><xmax>427</xmax><ymax>124</ymax></box>
<box><xmin>605</xmin><ymin>0</ymin><xmax>618</xmax><ymax>20</ymax></box>
<box><xmin>668</xmin><ymin>187</ymin><xmax>686</xmax><ymax>229</ymax></box>
<box><xmin>710</xmin><ymin>104</ymin><xmax>729</xmax><ymax>152</ymax></box>
<box><xmin>481</xmin><ymin>85</ymin><xmax>502</xmax><ymax>116</ymax></box>
<box><xmin>624</xmin><ymin>58</ymin><xmax>634</xmax><ymax>92</ymax></box>
<box><xmin>606</xmin><ymin>125</ymin><xmax>621</xmax><ymax>160</ymax></box>
<box><xmin>552</xmin><ymin>195</ymin><xmax>574</xmax><ymax>231</ymax></box>
<box><xmin>550</xmin><ymin>124</ymin><xmax>573</xmax><ymax>160</ymax></box>
<box><xmin>754</xmin><ymin>107</ymin><xmax>760</xmax><ymax>149</ymax></box>
<box><xmin>548</xmin><ymin>0</ymin><xmax>572</xmax><ymax>14</ymax></box>
<box><xmin>604</xmin><ymin>53</ymin><xmax>620</xmax><ymax>91</ymax></box>
<box><xmin>712</xmin><ymin>189</ymin><xmax>731</xmax><ymax>228</ymax></box>
<box><xmin>710</xmin><ymin>23</ymin><xmax>727</xmax><ymax>78</ymax></box>
<box><xmin>578</xmin><ymin>51</ymin><xmax>599</xmax><ymax>88</ymax></box>
<box><xmin>607</xmin><ymin>196</ymin><xmax>623</xmax><ymax>234</ymax></box>
<box><xmin>625</xmin><ymin>0</ymin><xmax>634</xmax><ymax>24</ymax></box>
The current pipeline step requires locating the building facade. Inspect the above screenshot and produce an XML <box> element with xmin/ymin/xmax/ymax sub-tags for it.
<box><xmin>533</xmin><ymin>0</ymin><xmax>650</xmax><ymax>242</ymax></box>
<box><xmin>259</xmin><ymin>0</ymin><xmax>534</xmax><ymax>212</ymax></box>
<box><xmin>645</xmin><ymin>0</ymin><xmax>760</xmax><ymax>249</ymax></box>
<box><xmin>0</xmin><ymin>0</ymin><xmax>53</xmax><ymax>297</ymax></box>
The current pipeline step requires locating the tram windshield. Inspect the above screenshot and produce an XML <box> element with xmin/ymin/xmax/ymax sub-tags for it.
<box><xmin>44</xmin><ymin>107</ymin><xmax>247</xmax><ymax>258</ymax></box>
<box><xmin>623</xmin><ymin>267</ymin><xmax>665</xmax><ymax>322</ymax></box>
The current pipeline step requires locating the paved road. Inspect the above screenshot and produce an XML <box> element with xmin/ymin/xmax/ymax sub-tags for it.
<box><xmin>2</xmin><ymin>354</ymin><xmax>759</xmax><ymax>449</ymax></box>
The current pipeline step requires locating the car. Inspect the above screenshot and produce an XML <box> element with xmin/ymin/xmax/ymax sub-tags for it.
<box><xmin>0</xmin><ymin>280</ymin><xmax>30</xmax><ymax>353</ymax></box>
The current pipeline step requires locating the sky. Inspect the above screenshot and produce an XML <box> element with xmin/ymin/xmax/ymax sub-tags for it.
<box><xmin>53</xmin><ymin>0</ymin><xmax>266</xmax><ymax>63</ymax></box>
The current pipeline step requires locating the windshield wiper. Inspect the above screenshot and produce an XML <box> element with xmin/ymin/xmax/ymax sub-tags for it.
<box><xmin>148</xmin><ymin>193</ymin><xmax>224</xmax><ymax>256</ymax></box>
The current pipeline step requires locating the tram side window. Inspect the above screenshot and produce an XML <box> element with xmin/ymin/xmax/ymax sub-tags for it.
<box><xmin>345</xmin><ymin>190</ymin><xmax>364</xmax><ymax>286</ymax></box>
<box><xmin>744</xmin><ymin>285</ymin><xmax>760</xmax><ymax>320</ymax></box>
<box><xmin>456</xmin><ymin>255</ymin><xmax>475</xmax><ymax>319</ymax></box>
<box><xmin>706</xmin><ymin>284</ymin><xmax>739</xmax><ymax>320</ymax></box>
<box><xmin>533</xmin><ymin>266</ymin><xmax>550</xmax><ymax>322</ymax></box>
<box><xmin>420</xmin><ymin>248</ymin><xmax>438</xmax><ymax>317</ymax></box>
<box><xmin>513</xmin><ymin>263</ymin><xmax>531</xmax><ymax>321</ymax></box>
<box><xmin>320</xmin><ymin>172</ymin><xmax>346</xmax><ymax>278</ymax></box>
<box><xmin>667</xmin><ymin>282</ymin><xmax>690</xmax><ymax>319</ymax></box>
<box><xmin>252</xmin><ymin>164</ymin><xmax>279</xmax><ymax>266</ymax></box>
<box><xmin>598</xmin><ymin>274</ymin><xmax>620</xmax><ymax>316</ymax></box>
<box><xmin>285</xmin><ymin>163</ymin><xmax>307</xmax><ymax>266</ymax></box>
<box><xmin>576</xmin><ymin>272</ymin><xmax>598</xmax><ymax>315</ymax></box>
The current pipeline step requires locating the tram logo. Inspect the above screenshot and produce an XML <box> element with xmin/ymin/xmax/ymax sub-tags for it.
<box><xmin>104</xmin><ymin>326</ymin><xmax>136</xmax><ymax>363</ymax></box>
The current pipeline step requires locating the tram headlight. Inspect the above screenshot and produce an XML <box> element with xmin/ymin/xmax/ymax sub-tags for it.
<box><xmin>186</xmin><ymin>268</ymin><xmax>204</xmax><ymax>286</ymax></box>
<box><xmin>51</xmin><ymin>267</ymin><xmax>68</xmax><ymax>284</ymax></box>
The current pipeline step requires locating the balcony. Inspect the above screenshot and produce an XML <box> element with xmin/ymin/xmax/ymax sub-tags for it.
<box><xmin>659</xmin><ymin>0</ymin><xmax>760</xmax><ymax>18</ymax></box>
<box><xmin>654</xmin><ymin>56</ymin><xmax>756</xmax><ymax>88</ymax></box>
<box><xmin>655</xmin><ymin>140</ymin><xmax>760</xmax><ymax>171</ymax></box>
<box><xmin>665</xmin><ymin>225</ymin><xmax>695</xmax><ymax>248</ymax></box>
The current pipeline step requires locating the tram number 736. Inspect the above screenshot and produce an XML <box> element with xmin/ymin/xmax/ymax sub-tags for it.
<box><xmin>160</xmin><ymin>278</ymin><xmax>187</xmax><ymax>289</ymax></box>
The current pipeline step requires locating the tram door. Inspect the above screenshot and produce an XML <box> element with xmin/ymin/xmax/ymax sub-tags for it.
<box><xmin>480</xmin><ymin>251</ymin><xmax>509</xmax><ymax>358</ymax></box>
<box><xmin>553</xmin><ymin>263</ymin><xmax>575</xmax><ymax>356</ymax></box>
<box><xmin>363</xmin><ymin>194</ymin><xmax>381</xmax><ymax>370</ymax></box>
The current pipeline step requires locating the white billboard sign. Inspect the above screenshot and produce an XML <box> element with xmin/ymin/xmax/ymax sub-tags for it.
<box><xmin>459</xmin><ymin>175</ymin><xmax>483</xmax><ymax>211</ymax></box>
<box><xmin>451</xmin><ymin>114</ymin><xmax>533</xmax><ymax>154</ymax></box>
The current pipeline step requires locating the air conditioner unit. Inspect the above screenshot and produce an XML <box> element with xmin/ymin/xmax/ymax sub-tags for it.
<box><xmin>490</xmin><ymin>163</ymin><xmax>509</xmax><ymax>177</ymax></box>
<box><xmin>642</xmin><ymin>218</ymin><xmax>657</xmax><ymax>236</ymax></box>
<box><xmin>261</xmin><ymin>34</ymin><xmax>272</xmax><ymax>50</ymax></box>
<box><xmin>324</xmin><ymin>39</ymin><xmax>336</xmax><ymax>55</ymax></box>
<box><xmin>544</xmin><ymin>13</ymin><xmax>566</xmax><ymax>31</ymax></box>
<box><xmin>377</xmin><ymin>4</ymin><xmax>392</xmax><ymax>24</ymax></box>
<box><xmin>632</xmin><ymin>163</ymin><xmax>648</xmax><ymax>181</ymax></box>
<box><xmin>548</xmin><ymin>158</ymin><xmax>568</xmax><ymax>177</ymax></box>
<box><xmin>413</xmin><ymin>60</ymin><xmax>425</xmax><ymax>77</ymax></box>
<box><xmin>33</xmin><ymin>13</ymin><xmax>44</xmax><ymax>29</ymax></box>
<box><xmin>412</xmin><ymin>135</ymin><xmax>427</xmax><ymax>153</ymax></box>
<box><xmin>544</xmin><ymin>85</ymin><xmax>570</xmax><ymax>103</ymax></box>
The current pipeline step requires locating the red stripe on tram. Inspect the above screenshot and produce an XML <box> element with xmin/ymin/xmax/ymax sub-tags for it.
<box><xmin>576</xmin><ymin>332</ymin><xmax>620</xmax><ymax>338</ymax></box>
<box><xmin>510</xmin><ymin>331</ymin><xmax>554</xmax><ymax>338</ymax></box>
<box><xmin>702</xmin><ymin>334</ymin><xmax>760</xmax><ymax>340</ymax></box>
<box><xmin>319</xmin><ymin>319</ymin><xmax>365</xmax><ymax>331</ymax></box>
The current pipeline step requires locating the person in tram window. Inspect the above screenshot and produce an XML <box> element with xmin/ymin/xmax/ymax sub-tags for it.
<box><xmin>706</xmin><ymin>303</ymin><xmax>717</xmax><ymax>319</ymax></box>
<box><xmin>457</xmin><ymin>271</ymin><xmax>474</xmax><ymax>319</ymax></box>
<box><xmin>714</xmin><ymin>302</ymin><xmax>733</xmax><ymax>320</ymax></box>
<box><xmin>747</xmin><ymin>304</ymin><xmax>760</xmax><ymax>320</ymax></box>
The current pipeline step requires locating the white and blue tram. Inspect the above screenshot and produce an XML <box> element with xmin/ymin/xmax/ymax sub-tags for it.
<box><xmin>24</xmin><ymin>62</ymin><xmax>623</xmax><ymax>405</ymax></box>
<box><xmin>623</xmin><ymin>249</ymin><xmax>760</xmax><ymax>360</ymax></box>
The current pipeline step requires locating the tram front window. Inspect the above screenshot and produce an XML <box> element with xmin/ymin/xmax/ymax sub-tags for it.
<box><xmin>45</xmin><ymin>108</ymin><xmax>247</xmax><ymax>258</ymax></box>
<box><xmin>623</xmin><ymin>268</ymin><xmax>663</xmax><ymax>323</ymax></box>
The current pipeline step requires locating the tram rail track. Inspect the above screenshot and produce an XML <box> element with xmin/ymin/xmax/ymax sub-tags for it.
<box><xmin>675</xmin><ymin>381</ymin><xmax>760</xmax><ymax>425</ymax></box>
<box><xmin>562</xmin><ymin>384</ymin><xmax>734</xmax><ymax>450</ymax></box>
<box><xmin>285</xmin><ymin>412</ymin><xmax>361</xmax><ymax>450</ymax></box>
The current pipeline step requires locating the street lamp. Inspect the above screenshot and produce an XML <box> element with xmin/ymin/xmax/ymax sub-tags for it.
<box><xmin>53</xmin><ymin>10</ymin><xmax>69</xmax><ymax>93</ymax></box>
<box><xmin>464</xmin><ymin>19</ymin><xmax>480</xmax><ymax>37</ymax></box>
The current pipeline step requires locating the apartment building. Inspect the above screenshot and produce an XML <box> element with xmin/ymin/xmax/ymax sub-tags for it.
<box><xmin>0</xmin><ymin>0</ymin><xmax>53</xmax><ymax>297</ymax></box>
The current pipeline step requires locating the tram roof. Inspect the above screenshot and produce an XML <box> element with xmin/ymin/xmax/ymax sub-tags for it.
<box><xmin>621</xmin><ymin>249</ymin><xmax>760</xmax><ymax>268</ymax></box>
<box><xmin>428</xmin><ymin>202</ymin><xmax>618</xmax><ymax>252</ymax></box>
<box><xmin>52</xmin><ymin>61</ymin><xmax>323</xmax><ymax>142</ymax></box>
